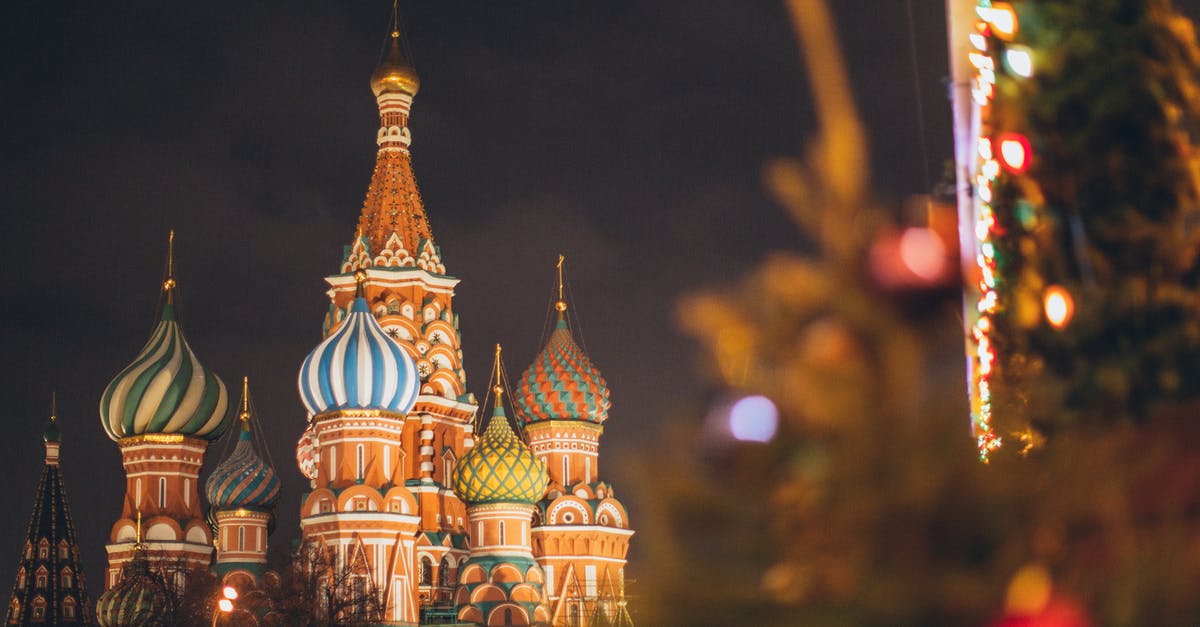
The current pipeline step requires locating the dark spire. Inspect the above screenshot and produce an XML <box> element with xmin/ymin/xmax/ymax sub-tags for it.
<box><xmin>5</xmin><ymin>408</ymin><xmax>92</xmax><ymax>625</ymax></box>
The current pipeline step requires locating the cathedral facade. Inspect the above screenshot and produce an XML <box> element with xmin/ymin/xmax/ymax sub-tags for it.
<box><xmin>8</xmin><ymin>11</ymin><xmax>632</xmax><ymax>627</ymax></box>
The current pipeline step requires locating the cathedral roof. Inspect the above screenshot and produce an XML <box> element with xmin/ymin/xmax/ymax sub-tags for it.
<box><xmin>516</xmin><ymin>317</ymin><xmax>611</xmax><ymax>426</ymax></box>
<box><xmin>453</xmin><ymin>358</ymin><xmax>548</xmax><ymax>506</ymax></box>
<box><xmin>345</xmin><ymin>14</ymin><xmax>435</xmax><ymax>271</ymax></box>
<box><xmin>298</xmin><ymin>293</ymin><xmax>420</xmax><ymax>416</ymax></box>
<box><xmin>206</xmin><ymin>379</ymin><xmax>280</xmax><ymax>513</ymax></box>
<box><xmin>5</xmin><ymin>410</ymin><xmax>92</xmax><ymax>625</ymax></box>
<box><xmin>94</xmin><ymin>553</ymin><xmax>172</xmax><ymax>627</ymax></box>
<box><xmin>516</xmin><ymin>259</ymin><xmax>611</xmax><ymax>426</ymax></box>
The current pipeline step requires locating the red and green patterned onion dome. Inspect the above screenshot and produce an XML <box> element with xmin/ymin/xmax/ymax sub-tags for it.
<box><xmin>205</xmin><ymin>423</ymin><xmax>280</xmax><ymax>511</ymax></box>
<box><xmin>515</xmin><ymin>318</ymin><xmax>611</xmax><ymax>426</ymax></box>
<box><xmin>298</xmin><ymin>297</ymin><xmax>420</xmax><ymax>416</ymax></box>
<box><xmin>453</xmin><ymin>404</ymin><xmax>548</xmax><ymax>505</ymax></box>
<box><xmin>99</xmin><ymin>303</ymin><xmax>231</xmax><ymax>441</ymax></box>
<box><xmin>95</xmin><ymin>557</ymin><xmax>172</xmax><ymax>627</ymax></box>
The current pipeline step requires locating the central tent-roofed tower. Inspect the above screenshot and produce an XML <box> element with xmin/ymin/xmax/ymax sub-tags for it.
<box><xmin>296</xmin><ymin>8</ymin><xmax>477</xmax><ymax>624</ymax></box>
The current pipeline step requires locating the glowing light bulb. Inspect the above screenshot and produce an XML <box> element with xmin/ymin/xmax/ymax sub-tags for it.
<box><xmin>223</xmin><ymin>586</ymin><xmax>238</xmax><ymax>601</ymax></box>
<box><xmin>1005</xmin><ymin>47</ymin><xmax>1034</xmax><ymax>77</ymax></box>
<box><xmin>998</xmin><ymin>133</ymin><xmax>1031</xmax><ymax>173</ymax></box>
<box><xmin>728</xmin><ymin>395</ymin><xmax>778</xmax><ymax>443</ymax></box>
<box><xmin>977</xmin><ymin>3</ymin><xmax>1018</xmax><ymax>40</ymax></box>
<box><xmin>218</xmin><ymin>599</ymin><xmax>234</xmax><ymax>613</ymax></box>
<box><xmin>1044</xmin><ymin>286</ymin><xmax>1074</xmax><ymax>329</ymax></box>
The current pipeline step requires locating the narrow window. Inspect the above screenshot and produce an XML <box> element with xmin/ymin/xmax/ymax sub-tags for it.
<box><xmin>498</xmin><ymin>521</ymin><xmax>506</xmax><ymax>545</ymax></box>
<box><xmin>158</xmin><ymin>477</ymin><xmax>167</xmax><ymax>508</ymax></box>
<box><xmin>135</xmin><ymin>478</ymin><xmax>142</xmax><ymax>507</ymax></box>
<box><xmin>585</xmin><ymin>457</ymin><xmax>592</xmax><ymax>484</ymax></box>
<box><xmin>562</xmin><ymin>456</ymin><xmax>570</xmax><ymax>486</ymax></box>
<box><xmin>356</xmin><ymin>444</ymin><xmax>365</xmax><ymax>481</ymax></box>
<box><xmin>184</xmin><ymin>478</ymin><xmax>190</xmax><ymax>507</ymax></box>
<box><xmin>329</xmin><ymin>447</ymin><xmax>337</xmax><ymax>479</ymax></box>
<box><xmin>383</xmin><ymin>445</ymin><xmax>391</xmax><ymax>479</ymax></box>
<box><xmin>238</xmin><ymin>526</ymin><xmax>245</xmax><ymax>551</ymax></box>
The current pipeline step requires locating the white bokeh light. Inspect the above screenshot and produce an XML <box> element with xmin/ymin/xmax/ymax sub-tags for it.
<box><xmin>729</xmin><ymin>395</ymin><xmax>779</xmax><ymax>443</ymax></box>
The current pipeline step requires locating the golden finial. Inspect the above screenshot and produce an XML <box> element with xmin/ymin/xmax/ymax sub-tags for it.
<box><xmin>354</xmin><ymin>269</ymin><xmax>368</xmax><ymax>298</ymax></box>
<box><xmin>163</xmin><ymin>230</ymin><xmax>177</xmax><ymax>303</ymax></box>
<box><xmin>493</xmin><ymin>344</ymin><xmax>504</xmax><ymax>398</ymax></box>
<box><xmin>239</xmin><ymin>376</ymin><xmax>251</xmax><ymax>423</ymax></box>
<box><xmin>555</xmin><ymin>255</ymin><xmax>567</xmax><ymax>315</ymax></box>
<box><xmin>50</xmin><ymin>391</ymin><xmax>56</xmax><ymax>423</ymax></box>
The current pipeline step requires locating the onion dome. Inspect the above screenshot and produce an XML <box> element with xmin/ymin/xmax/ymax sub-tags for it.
<box><xmin>454</xmin><ymin>347</ymin><xmax>548</xmax><ymax>506</ymax></box>
<box><xmin>370</xmin><ymin>27</ymin><xmax>419</xmax><ymax>97</ymax></box>
<box><xmin>205</xmin><ymin>382</ymin><xmax>280</xmax><ymax>512</ymax></box>
<box><xmin>515</xmin><ymin>316</ymin><xmax>611</xmax><ymax>426</ymax></box>
<box><xmin>298</xmin><ymin>296</ymin><xmax>420</xmax><ymax>416</ymax></box>
<box><xmin>95</xmin><ymin>556</ymin><xmax>172</xmax><ymax>627</ymax></box>
<box><xmin>99</xmin><ymin>234</ymin><xmax>231</xmax><ymax>442</ymax></box>
<box><xmin>296</xmin><ymin>421</ymin><xmax>320</xmax><ymax>480</ymax></box>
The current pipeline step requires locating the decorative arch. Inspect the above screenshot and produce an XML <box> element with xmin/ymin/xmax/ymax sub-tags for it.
<box><xmin>547</xmin><ymin>497</ymin><xmax>591</xmax><ymax>525</ymax></box>
<box><xmin>468</xmin><ymin>583</ymin><xmax>506</xmax><ymax>604</ymax></box>
<box><xmin>487</xmin><ymin>603</ymin><xmax>530</xmax><ymax>626</ymax></box>
<box><xmin>145</xmin><ymin>519</ymin><xmax>182</xmax><ymax>541</ymax></box>
<box><xmin>490</xmin><ymin>563</ymin><xmax>524</xmax><ymax>583</ymax></box>
<box><xmin>459</xmin><ymin>563</ymin><xmax>487</xmax><ymax>585</ymax></box>
<box><xmin>382</xmin><ymin>485</ymin><xmax>418</xmax><ymax>514</ymax></box>
<box><xmin>595</xmin><ymin>499</ymin><xmax>629</xmax><ymax>529</ymax></box>
<box><xmin>336</xmin><ymin>484</ymin><xmax>384</xmax><ymax>512</ymax></box>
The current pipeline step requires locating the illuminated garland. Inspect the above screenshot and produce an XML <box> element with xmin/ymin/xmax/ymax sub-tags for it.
<box><xmin>965</xmin><ymin>2</ymin><xmax>1030</xmax><ymax>461</ymax></box>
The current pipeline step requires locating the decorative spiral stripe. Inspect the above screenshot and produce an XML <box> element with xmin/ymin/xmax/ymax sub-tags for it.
<box><xmin>99</xmin><ymin>304</ymin><xmax>230</xmax><ymax>441</ymax></box>
<box><xmin>298</xmin><ymin>297</ymin><xmax>419</xmax><ymax>416</ymax></box>
<box><xmin>206</xmin><ymin>428</ymin><xmax>280</xmax><ymax>511</ymax></box>
<box><xmin>515</xmin><ymin>319</ymin><xmax>610</xmax><ymax>425</ymax></box>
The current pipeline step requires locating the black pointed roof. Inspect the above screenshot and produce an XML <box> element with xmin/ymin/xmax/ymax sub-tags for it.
<box><xmin>5</xmin><ymin>414</ymin><xmax>93</xmax><ymax>625</ymax></box>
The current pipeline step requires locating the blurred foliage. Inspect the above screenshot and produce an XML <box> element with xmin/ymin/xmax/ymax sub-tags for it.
<box><xmin>629</xmin><ymin>1</ymin><xmax>1200</xmax><ymax>625</ymax></box>
<box><xmin>991</xmin><ymin>0</ymin><xmax>1200</xmax><ymax>432</ymax></box>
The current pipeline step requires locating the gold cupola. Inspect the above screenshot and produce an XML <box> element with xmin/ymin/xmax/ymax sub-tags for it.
<box><xmin>370</xmin><ymin>28</ymin><xmax>420</xmax><ymax>97</ymax></box>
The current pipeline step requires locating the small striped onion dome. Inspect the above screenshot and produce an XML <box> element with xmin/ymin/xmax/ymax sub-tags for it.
<box><xmin>452</xmin><ymin>404</ymin><xmax>548</xmax><ymax>506</ymax></box>
<box><xmin>95</xmin><ymin>557</ymin><xmax>172</xmax><ymax>627</ymax></box>
<box><xmin>99</xmin><ymin>303</ymin><xmax>231</xmax><ymax>441</ymax></box>
<box><xmin>515</xmin><ymin>318</ymin><xmax>611</xmax><ymax>426</ymax></box>
<box><xmin>298</xmin><ymin>297</ymin><xmax>420</xmax><ymax>416</ymax></box>
<box><xmin>296</xmin><ymin>421</ymin><xmax>320</xmax><ymax>480</ymax></box>
<box><xmin>205</xmin><ymin>423</ymin><xmax>280</xmax><ymax>511</ymax></box>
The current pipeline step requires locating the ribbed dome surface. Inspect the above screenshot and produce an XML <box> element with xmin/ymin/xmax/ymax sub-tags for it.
<box><xmin>453</xmin><ymin>405</ymin><xmax>547</xmax><ymax>505</ymax></box>
<box><xmin>95</xmin><ymin>558</ymin><xmax>172</xmax><ymax>627</ymax></box>
<box><xmin>516</xmin><ymin>319</ymin><xmax>611</xmax><ymax>425</ymax></box>
<box><xmin>205</xmin><ymin>424</ymin><xmax>280</xmax><ymax>511</ymax></box>
<box><xmin>298</xmin><ymin>297</ymin><xmax>420</xmax><ymax>416</ymax></box>
<box><xmin>99</xmin><ymin>304</ymin><xmax>231</xmax><ymax>441</ymax></box>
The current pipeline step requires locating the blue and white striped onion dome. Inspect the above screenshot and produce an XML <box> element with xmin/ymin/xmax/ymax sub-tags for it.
<box><xmin>298</xmin><ymin>297</ymin><xmax>420</xmax><ymax>416</ymax></box>
<box><xmin>205</xmin><ymin>424</ymin><xmax>280</xmax><ymax>511</ymax></box>
<box><xmin>99</xmin><ymin>303</ymin><xmax>231</xmax><ymax>441</ymax></box>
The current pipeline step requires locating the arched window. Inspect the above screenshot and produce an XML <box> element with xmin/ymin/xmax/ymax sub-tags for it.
<box><xmin>17</xmin><ymin>568</ymin><xmax>25</xmax><ymax>588</ymax></box>
<box><xmin>60</xmin><ymin>568</ymin><xmax>72</xmax><ymax>589</ymax></box>
<box><xmin>439</xmin><ymin>557</ymin><xmax>452</xmax><ymax>588</ymax></box>
<box><xmin>37</xmin><ymin>540</ymin><xmax>48</xmax><ymax>560</ymax></box>
<box><xmin>34</xmin><ymin>567</ymin><xmax>47</xmax><ymax>589</ymax></box>
<box><xmin>419</xmin><ymin>556</ymin><xmax>433</xmax><ymax>586</ymax></box>
<box><xmin>61</xmin><ymin>596</ymin><xmax>76</xmax><ymax>619</ymax></box>
<box><xmin>505</xmin><ymin>608</ymin><xmax>514</xmax><ymax>624</ymax></box>
<box><xmin>9</xmin><ymin>596</ymin><xmax>20</xmax><ymax>623</ymax></box>
<box><xmin>57</xmin><ymin>541</ymin><xmax>69</xmax><ymax>560</ymax></box>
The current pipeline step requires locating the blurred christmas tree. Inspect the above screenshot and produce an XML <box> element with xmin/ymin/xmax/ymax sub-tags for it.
<box><xmin>991</xmin><ymin>0</ymin><xmax>1200</xmax><ymax>433</ymax></box>
<box><xmin>628</xmin><ymin>1</ymin><xmax>1200</xmax><ymax>625</ymax></box>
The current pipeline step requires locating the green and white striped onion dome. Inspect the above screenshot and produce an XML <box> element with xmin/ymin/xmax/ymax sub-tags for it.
<box><xmin>99</xmin><ymin>303</ymin><xmax>231</xmax><ymax>441</ymax></box>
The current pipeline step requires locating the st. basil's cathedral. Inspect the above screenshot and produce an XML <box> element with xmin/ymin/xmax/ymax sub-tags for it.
<box><xmin>4</xmin><ymin>11</ymin><xmax>633</xmax><ymax>627</ymax></box>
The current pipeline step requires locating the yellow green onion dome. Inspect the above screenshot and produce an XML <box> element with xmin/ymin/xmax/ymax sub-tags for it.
<box><xmin>515</xmin><ymin>318</ymin><xmax>611</xmax><ymax>426</ymax></box>
<box><xmin>453</xmin><ymin>404</ymin><xmax>548</xmax><ymax>506</ymax></box>
<box><xmin>95</xmin><ymin>556</ymin><xmax>172</xmax><ymax>627</ymax></box>
<box><xmin>99</xmin><ymin>303</ymin><xmax>231</xmax><ymax>441</ymax></box>
<box><xmin>298</xmin><ymin>297</ymin><xmax>420</xmax><ymax>416</ymax></box>
<box><xmin>205</xmin><ymin>422</ymin><xmax>280</xmax><ymax>512</ymax></box>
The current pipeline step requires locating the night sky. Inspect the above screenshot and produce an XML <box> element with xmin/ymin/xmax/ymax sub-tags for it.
<box><xmin>4</xmin><ymin>0</ymin><xmax>1182</xmax><ymax>603</ymax></box>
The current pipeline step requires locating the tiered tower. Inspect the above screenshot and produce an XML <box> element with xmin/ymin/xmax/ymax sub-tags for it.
<box><xmin>5</xmin><ymin>402</ymin><xmax>92</xmax><ymax>625</ymax></box>
<box><xmin>295</xmin><ymin>9</ymin><xmax>476</xmax><ymax>623</ymax></box>
<box><xmin>515</xmin><ymin>260</ymin><xmax>634</xmax><ymax>626</ymax></box>
<box><xmin>98</xmin><ymin>233</ymin><xmax>232</xmax><ymax>589</ymax></box>
<box><xmin>205</xmin><ymin>377</ymin><xmax>281</xmax><ymax>585</ymax></box>
<box><xmin>451</xmin><ymin>346</ymin><xmax>551</xmax><ymax>626</ymax></box>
